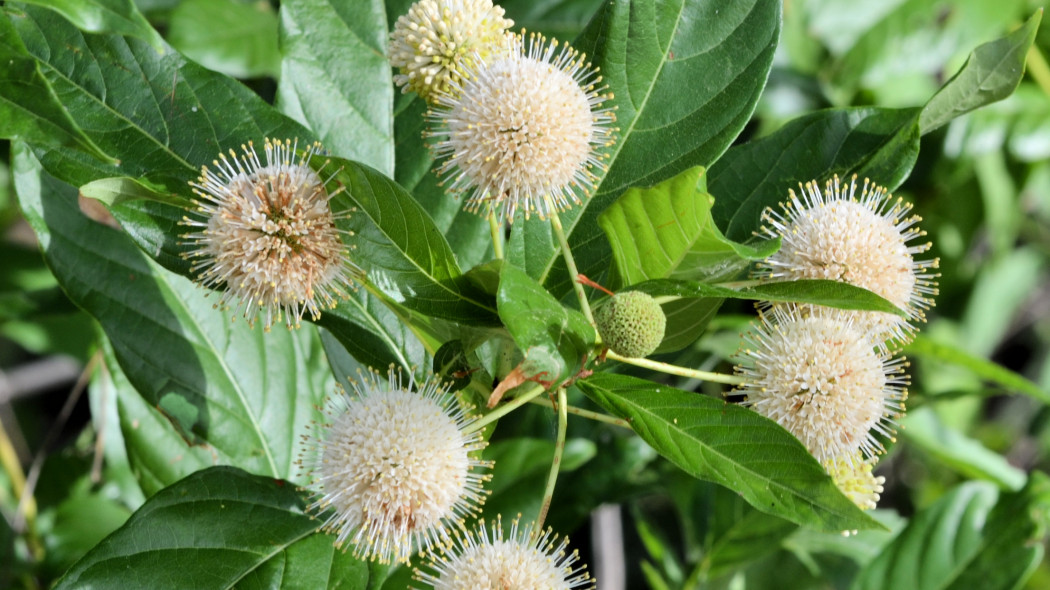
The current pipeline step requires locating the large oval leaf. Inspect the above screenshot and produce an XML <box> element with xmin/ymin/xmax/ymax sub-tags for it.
<box><xmin>507</xmin><ymin>0</ymin><xmax>782</xmax><ymax>297</ymax></box>
<box><xmin>576</xmin><ymin>373</ymin><xmax>881</xmax><ymax>532</ymax></box>
<box><xmin>54</xmin><ymin>467</ymin><xmax>379</xmax><ymax>590</ymax></box>
<box><xmin>278</xmin><ymin>0</ymin><xmax>394</xmax><ymax>175</ymax></box>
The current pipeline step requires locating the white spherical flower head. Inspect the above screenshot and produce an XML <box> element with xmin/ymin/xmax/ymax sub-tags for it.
<box><xmin>389</xmin><ymin>0</ymin><xmax>513</xmax><ymax>102</ymax></box>
<box><xmin>429</xmin><ymin>32</ymin><xmax>617</xmax><ymax>223</ymax></box>
<box><xmin>757</xmin><ymin>175</ymin><xmax>939</xmax><ymax>348</ymax></box>
<box><xmin>734</xmin><ymin>306</ymin><xmax>909</xmax><ymax>463</ymax></box>
<box><xmin>415</xmin><ymin>516</ymin><xmax>595</xmax><ymax>590</ymax></box>
<box><xmin>824</xmin><ymin>452</ymin><xmax>885</xmax><ymax>511</ymax></box>
<box><xmin>300</xmin><ymin>368</ymin><xmax>492</xmax><ymax>564</ymax></box>
<box><xmin>181</xmin><ymin>138</ymin><xmax>358</xmax><ymax>331</ymax></box>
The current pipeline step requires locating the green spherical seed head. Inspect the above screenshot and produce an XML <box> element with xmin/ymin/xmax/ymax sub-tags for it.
<box><xmin>595</xmin><ymin>291</ymin><xmax>666</xmax><ymax>358</ymax></box>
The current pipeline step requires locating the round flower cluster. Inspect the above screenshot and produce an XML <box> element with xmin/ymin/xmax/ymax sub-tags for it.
<box><xmin>735</xmin><ymin>306</ymin><xmax>908</xmax><ymax>464</ymax></box>
<box><xmin>181</xmin><ymin>138</ymin><xmax>357</xmax><ymax>331</ymax></box>
<box><xmin>736</xmin><ymin>175</ymin><xmax>938</xmax><ymax>510</ymax></box>
<box><xmin>415</xmin><ymin>516</ymin><xmax>595</xmax><ymax>590</ymax></box>
<box><xmin>756</xmin><ymin>175</ymin><xmax>939</xmax><ymax>348</ymax></box>
<box><xmin>299</xmin><ymin>368</ymin><xmax>491</xmax><ymax>564</ymax></box>
<box><xmin>389</xmin><ymin>0</ymin><xmax>514</xmax><ymax>102</ymax></box>
<box><xmin>428</xmin><ymin>31</ymin><xmax>617</xmax><ymax>223</ymax></box>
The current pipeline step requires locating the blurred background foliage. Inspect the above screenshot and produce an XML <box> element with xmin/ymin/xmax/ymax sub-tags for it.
<box><xmin>1</xmin><ymin>0</ymin><xmax>1049</xmax><ymax>588</ymax></box>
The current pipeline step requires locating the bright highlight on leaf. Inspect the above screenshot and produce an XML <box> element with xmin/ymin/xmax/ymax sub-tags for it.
<box><xmin>181</xmin><ymin>138</ymin><xmax>359</xmax><ymax>331</ymax></box>
<box><xmin>414</xmin><ymin>515</ymin><xmax>595</xmax><ymax>590</ymax></box>
<box><xmin>298</xmin><ymin>367</ymin><xmax>491</xmax><ymax>564</ymax></box>
<box><xmin>428</xmin><ymin>31</ymin><xmax>616</xmax><ymax>223</ymax></box>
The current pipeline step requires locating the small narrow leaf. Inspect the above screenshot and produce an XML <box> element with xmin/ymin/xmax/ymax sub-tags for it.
<box><xmin>577</xmin><ymin>373</ymin><xmax>881</xmax><ymax>532</ymax></box>
<box><xmin>906</xmin><ymin>335</ymin><xmax>1050</xmax><ymax>404</ymax></box>
<box><xmin>920</xmin><ymin>10</ymin><xmax>1042</xmax><ymax>133</ymax></box>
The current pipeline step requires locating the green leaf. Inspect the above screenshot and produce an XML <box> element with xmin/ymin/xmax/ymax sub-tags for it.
<box><xmin>500</xmin><ymin>0</ymin><xmax>605</xmax><ymax>40</ymax></box>
<box><xmin>80</xmin><ymin>176</ymin><xmax>192</xmax><ymax>208</ymax></box>
<box><xmin>15</xmin><ymin>143</ymin><xmax>331</xmax><ymax>484</ymax></box>
<box><xmin>598</xmin><ymin>166</ymin><xmax>773</xmax><ymax>287</ymax></box>
<box><xmin>319</xmin><ymin>155</ymin><xmax>499</xmax><ymax>325</ymax></box>
<box><xmin>905</xmin><ymin>335</ymin><xmax>1050</xmax><ymax>404</ymax></box>
<box><xmin>622</xmin><ymin>277</ymin><xmax>904</xmax><ymax>352</ymax></box>
<box><xmin>497</xmin><ymin>263</ymin><xmax>595</xmax><ymax>386</ymax></box>
<box><xmin>902</xmin><ymin>407</ymin><xmax>1026</xmax><ymax>491</ymax></box>
<box><xmin>168</xmin><ymin>0</ymin><xmax>280</xmax><ymax>79</ymax></box>
<box><xmin>17</xmin><ymin>0</ymin><xmax>163</xmax><ymax>50</ymax></box>
<box><xmin>919</xmin><ymin>10</ymin><xmax>1042</xmax><ymax>133</ymax></box>
<box><xmin>54</xmin><ymin>466</ymin><xmax>372</xmax><ymax>589</ymax></box>
<box><xmin>507</xmin><ymin>0</ymin><xmax>781</xmax><ymax>297</ymax></box>
<box><xmin>1</xmin><ymin>4</ymin><xmax>310</xmax><ymax>193</ymax></box>
<box><xmin>278</xmin><ymin>0</ymin><xmax>394</xmax><ymax>175</ymax></box>
<box><xmin>576</xmin><ymin>373</ymin><xmax>881</xmax><ymax>532</ymax></box>
<box><xmin>709</xmin><ymin>107</ymin><xmax>922</xmax><ymax>242</ymax></box>
<box><xmin>852</xmin><ymin>476</ymin><xmax>1050</xmax><ymax>590</ymax></box>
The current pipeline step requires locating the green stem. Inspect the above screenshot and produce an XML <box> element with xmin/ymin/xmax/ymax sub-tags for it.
<box><xmin>607</xmin><ymin>351</ymin><xmax>745</xmax><ymax>385</ymax></box>
<box><xmin>1027</xmin><ymin>45</ymin><xmax>1050</xmax><ymax>99</ymax></box>
<box><xmin>527</xmin><ymin>396</ymin><xmax>631</xmax><ymax>429</ymax></box>
<box><xmin>535</xmin><ymin>387</ymin><xmax>568</xmax><ymax>536</ymax></box>
<box><xmin>465</xmin><ymin>383</ymin><xmax>547</xmax><ymax>434</ymax></box>
<box><xmin>547</xmin><ymin>200</ymin><xmax>595</xmax><ymax>326</ymax></box>
<box><xmin>488</xmin><ymin>206</ymin><xmax>505</xmax><ymax>260</ymax></box>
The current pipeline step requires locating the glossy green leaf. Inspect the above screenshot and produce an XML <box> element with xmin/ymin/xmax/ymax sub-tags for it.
<box><xmin>577</xmin><ymin>373</ymin><xmax>881</xmax><ymax>532</ymax></box>
<box><xmin>15</xmin><ymin>144</ymin><xmax>331</xmax><ymax>484</ymax></box>
<box><xmin>507</xmin><ymin>0</ymin><xmax>781</xmax><ymax>297</ymax></box>
<box><xmin>629</xmin><ymin>278</ymin><xmax>903</xmax><ymax>315</ymax></box>
<box><xmin>622</xmin><ymin>277</ymin><xmax>903</xmax><ymax>352</ymax></box>
<box><xmin>902</xmin><ymin>407</ymin><xmax>1026</xmax><ymax>491</ymax></box>
<box><xmin>17</xmin><ymin>0</ymin><xmax>163</xmax><ymax>50</ymax></box>
<box><xmin>852</xmin><ymin>475</ymin><xmax>1050</xmax><ymax>590</ymax></box>
<box><xmin>919</xmin><ymin>11</ymin><xmax>1041</xmax><ymax>133</ymax></box>
<box><xmin>906</xmin><ymin>335</ymin><xmax>1050</xmax><ymax>404</ymax></box>
<box><xmin>278</xmin><ymin>0</ymin><xmax>394</xmax><ymax>175</ymax></box>
<box><xmin>168</xmin><ymin>0</ymin><xmax>280</xmax><ymax>79</ymax></box>
<box><xmin>709</xmin><ymin>107</ymin><xmax>922</xmax><ymax>242</ymax></box>
<box><xmin>598</xmin><ymin>166</ymin><xmax>774</xmax><ymax>288</ymax></box>
<box><xmin>1</xmin><ymin>4</ymin><xmax>309</xmax><ymax>193</ymax></box>
<box><xmin>54</xmin><ymin>467</ymin><xmax>372</xmax><ymax>589</ymax></box>
<box><xmin>318</xmin><ymin>155</ymin><xmax>499</xmax><ymax>325</ymax></box>
<box><xmin>80</xmin><ymin>176</ymin><xmax>191</xmax><ymax>208</ymax></box>
<box><xmin>497</xmin><ymin>263</ymin><xmax>595</xmax><ymax>386</ymax></box>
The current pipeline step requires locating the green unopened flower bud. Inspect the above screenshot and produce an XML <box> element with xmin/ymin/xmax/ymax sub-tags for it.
<box><xmin>595</xmin><ymin>291</ymin><xmax>666</xmax><ymax>358</ymax></box>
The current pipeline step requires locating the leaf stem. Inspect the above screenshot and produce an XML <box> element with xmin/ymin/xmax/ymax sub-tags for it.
<box><xmin>535</xmin><ymin>386</ymin><xmax>568</xmax><ymax>536</ymax></box>
<box><xmin>526</xmin><ymin>396</ymin><xmax>631</xmax><ymax>429</ymax></box>
<box><xmin>465</xmin><ymin>382</ymin><xmax>547</xmax><ymax>434</ymax></box>
<box><xmin>606</xmin><ymin>351</ymin><xmax>745</xmax><ymax>385</ymax></box>
<box><xmin>547</xmin><ymin>202</ymin><xmax>595</xmax><ymax>325</ymax></box>
<box><xmin>488</xmin><ymin>206</ymin><xmax>504</xmax><ymax>260</ymax></box>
